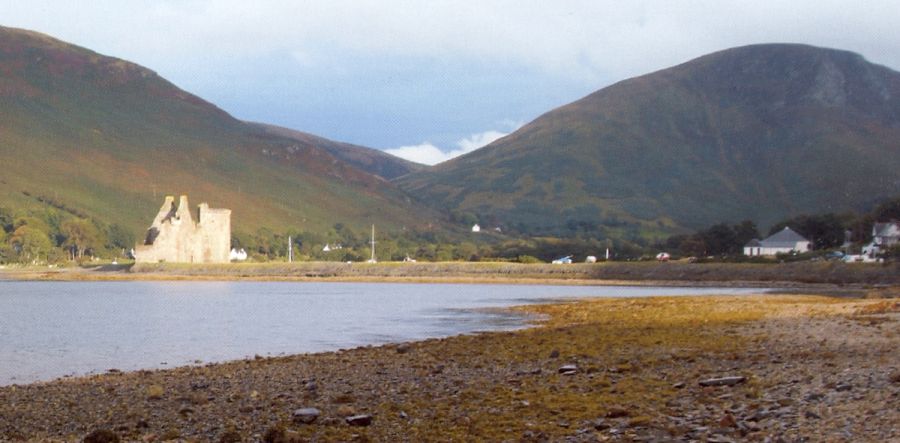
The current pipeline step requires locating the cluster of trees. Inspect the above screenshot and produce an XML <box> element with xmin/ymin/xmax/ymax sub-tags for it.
<box><xmin>5</xmin><ymin>195</ymin><xmax>897</xmax><ymax>266</ymax></box>
<box><xmin>449</xmin><ymin>209</ymin><xmax>635</xmax><ymax>240</ymax></box>
<box><xmin>232</xmin><ymin>224</ymin><xmax>433</xmax><ymax>263</ymax></box>
<box><xmin>230</xmin><ymin>222</ymin><xmax>649</xmax><ymax>264</ymax></box>
<box><xmin>660</xmin><ymin>196</ymin><xmax>900</xmax><ymax>259</ymax></box>
<box><xmin>235</xmin><ymin>223</ymin><xmax>525</xmax><ymax>263</ymax></box>
<box><xmin>222</xmin><ymin>195</ymin><xmax>900</xmax><ymax>263</ymax></box>
<box><xmin>661</xmin><ymin>220</ymin><xmax>760</xmax><ymax>257</ymax></box>
<box><xmin>0</xmin><ymin>207</ymin><xmax>134</xmax><ymax>265</ymax></box>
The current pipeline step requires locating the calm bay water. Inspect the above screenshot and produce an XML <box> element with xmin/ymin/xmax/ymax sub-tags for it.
<box><xmin>0</xmin><ymin>281</ymin><xmax>764</xmax><ymax>385</ymax></box>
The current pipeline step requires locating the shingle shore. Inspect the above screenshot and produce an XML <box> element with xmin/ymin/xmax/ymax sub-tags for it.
<box><xmin>0</xmin><ymin>295</ymin><xmax>897</xmax><ymax>442</ymax></box>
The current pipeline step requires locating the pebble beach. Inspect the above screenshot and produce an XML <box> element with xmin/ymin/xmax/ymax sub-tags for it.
<box><xmin>1</xmin><ymin>294</ymin><xmax>897</xmax><ymax>442</ymax></box>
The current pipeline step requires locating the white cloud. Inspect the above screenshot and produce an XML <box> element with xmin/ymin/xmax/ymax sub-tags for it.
<box><xmin>384</xmin><ymin>142</ymin><xmax>448</xmax><ymax>166</ymax></box>
<box><xmin>5</xmin><ymin>1</ymin><xmax>900</xmax><ymax>86</ymax></box>
<box><xmin>386</xmin><ymin>127</ymin><xmax>515</xmax><ymax>165</ymax></box>
<box><xmin>456</xmin><ymin>130</ymin><xmax>509</xmax><ymax>153</ymax></box>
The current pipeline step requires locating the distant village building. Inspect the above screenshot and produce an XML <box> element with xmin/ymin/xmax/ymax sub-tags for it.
<box><xmin>857</xmin><ymin>221</ymin><xmax>900</xmax><ymax>261</ymax></box>
<box><xmin>471</xmin><ymin>224</ymin><xmax>481</xmax><ymax>232</ymax></box>
<box><xmin>840</xmin><ymin>229</ymin><xmax>854</xmax><ymax>250</ymax></box>
<box><xmin>743</xmin><ymin>227</ymin><xmax>810</xmax><ymax>256</ymax></box>
<box><xmin>872</xmin><ymin>222</ymin><xmax>900</xmax><ymax>249</ymax></box>
<box><xmin>229</xmin><ymin>248</ymin><xmax>248</xmax><ymax>261</ymax></box>
<box><xmin>134</xmin><ymin>195</ymin><xmax>231</xmax><ymax>264</ymax></box>
<box><xmin>743</xmin><ymin>239</ymin><xmax>763</xmax><ymax>256</ymax></box>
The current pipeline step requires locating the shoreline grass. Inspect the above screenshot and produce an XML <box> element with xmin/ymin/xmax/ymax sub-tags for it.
<box><xmin>3</xmin><ymin>260</ymin><xmax>899</xmax><ymax>289</ymax></box>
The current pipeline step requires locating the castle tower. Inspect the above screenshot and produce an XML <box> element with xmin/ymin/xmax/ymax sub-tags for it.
<box><xmin>134</xmin><ymin>195</ymin><xmax>231</xmax><ymax>264</ymax></box>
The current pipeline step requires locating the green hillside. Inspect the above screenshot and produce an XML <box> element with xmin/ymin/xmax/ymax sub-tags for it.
<box><xmin>397</xmin><ymin>44</ymin><xmax>900</xmax><ymax>236</ymax></box>
<box><xmin>0</xmin><ymin>26</ymin><xmax>439</xmax><ymax>239</ymax></box>
<box><xmin>251</xmin><ymin>123</ymin><xmax>428</xmax><ymax>180</ymax></box>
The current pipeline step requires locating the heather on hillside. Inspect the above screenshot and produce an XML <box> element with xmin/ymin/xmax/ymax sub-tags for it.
<box><xmin>0</xmin><ymin>26</ymin><xmax>434</xmax><ymax>239</ymax></box>
<box><xmin>398</xmin><ymin>44</ymin><xmax>900</xmax><ymax>236</ymax></box>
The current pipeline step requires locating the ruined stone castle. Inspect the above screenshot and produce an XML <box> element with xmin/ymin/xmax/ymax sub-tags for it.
<box><xmin>134</xmin><ymin>195</ymin><xmax>231</xmax><ymax>264</ymax></box>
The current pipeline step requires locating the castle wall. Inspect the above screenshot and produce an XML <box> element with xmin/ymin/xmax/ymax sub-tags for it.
<box><xmin>197</xmin><ymin>204</ymin><xmax>232</xmax><ymax>263</ymax></box>
<box><xmin>134</xmin><ymin>195</ymin><xmax>231</xmax><ymax>264</ymax></box>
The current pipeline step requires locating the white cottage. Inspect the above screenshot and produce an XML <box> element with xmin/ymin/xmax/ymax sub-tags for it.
<box><xmin>744</xmin><ymin>227</ymin><xmax>810</xmax><ymax>256</ymax></box>
<box><xmin>859</xmin><ymin>221</ymin><xmax>900</xmax><ymax>259</ymax></box>
<box><xmin>872</xmin><ymin>222</ymin><xmax>900</xmax><ymax>248</ymax></box>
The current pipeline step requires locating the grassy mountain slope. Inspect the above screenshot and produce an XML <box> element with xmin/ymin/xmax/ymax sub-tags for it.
<box><xmin>0</xmin><ymin>26</ymin><xmax>437</xmax><ymax>237</ymax></box>
<box><xmin>250</xmin><ymin>123</ymin><xmax>427</xmax><ymax>180</ymax></box>
<box><xmin>398</xmin><ymin>44</ymin><xmax>900</xmax><ymax>234</ymax></box>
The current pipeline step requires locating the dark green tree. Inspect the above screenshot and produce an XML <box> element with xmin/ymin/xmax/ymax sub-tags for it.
<box><xmin>105</xmin><ymin>223</ymin><xmax>135</xmax><ymax>251</ymax></box>
<box><xmin>732</xmin><ymin>220</ymin><xmax>760</xmax><ymax>247</ymax></box>
<box><xmin>0</xmin><ymin>207</ymin><xmax>13</xmax><ymax>233</ymax></box>
<box><xmin>454</xmin><ymin>242</ymin><xmax>479</xmax><ymax>261</ymax></box>
<box><xmin>253</xmin><ymin>228</ymin><xmax>277</xmax><ymax>257</ymax></box>
<box><xmin>60</xmin><ymin>219</ymin><xmax>102</xmax><ymax>260</ymax></box>
<box><xmin>699</xmin><ymin>223</ymin><xmax>737</xmax><ymax>255</ymax></box>
<box><xmin>872</xmin><ymin>196</ymin><xmax>900</xmax><ymax>221</ymax></box>
<box><xmin>678</xmin><ymin>236</ymin><xmax>707</xmax><ymax>257</ymax></box>
<box><xmin>9</xmin><ymin>225</ymin><xmax>52</xmax><ymax>263</ymax></box>
<box><xmin>332</xmin><ymin>223</ymin><xmax>360</xmax><ymax>246</ymax></box>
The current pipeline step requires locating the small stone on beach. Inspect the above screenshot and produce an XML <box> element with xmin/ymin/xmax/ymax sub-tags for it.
<box><xmin>558</xmin><ymin>364</ymin><xmax>577</xmax><ymax>375</ymax></box>
<box><xmin>83</xmin><ymin>429</ymin><xmax>120</xmax><ymax>443</ymax></box>
<box><xmin>292</xmin><ymin>407</ymin><xmax>320</xmax><ymax>424</ymax></box>
<box><xmin>698</xmin><ymin>376</ymin><xmax>746</xmax><ymax>387</ymax></box>
<box><xmin>346</xmin><ymin>414</ymin><xmax>373</xmax><ymax>426</ymax></box>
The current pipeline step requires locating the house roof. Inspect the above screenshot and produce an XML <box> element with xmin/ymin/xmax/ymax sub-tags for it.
<box><xmin>744</xmin><ymin>239</ymin><xmax>761</xmax><ymax>247</ymax></box>
<box><xmin>873</xmin><ymin>222</ymin><xmax>900</xmax><ymax>238</ymax></box>
<box><xmin>761</xmin><ymin>227</ymin><xmax>809</xmax><ymax>248</ymax></box>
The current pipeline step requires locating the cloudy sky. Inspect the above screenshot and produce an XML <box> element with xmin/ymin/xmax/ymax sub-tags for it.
<box><xmin>2</xmin><ymin>1</ymin><xmax>899</xmax><ymax>164</ymax></box>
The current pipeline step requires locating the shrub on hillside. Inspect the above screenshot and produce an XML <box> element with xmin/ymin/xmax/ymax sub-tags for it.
<box><xmin>516</xmin><ymin>255</ymin><xmax>543</xmax><ymax>264</ymax></box>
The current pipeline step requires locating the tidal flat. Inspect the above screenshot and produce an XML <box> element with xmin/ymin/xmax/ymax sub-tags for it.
<box><xmin>6</xmin><ymin>261</ymin><xmax>900</xmax><ymax>289</ymax></box>
<box><xmin>4</xmin><ymin>282</ymin><xmax>745</xmax><ymax>385</ymax></box>
<box><xmin>1</xmin><ymin>294</ymin><xmax>897</xmax><ymax>442</ymax></box>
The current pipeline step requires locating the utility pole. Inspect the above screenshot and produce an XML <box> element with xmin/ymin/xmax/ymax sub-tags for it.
<box><xmin>369</xmin><ymin>224</ymin><xmax>376</xmax><ymax>263</ymax></box>
<box><xmin>288</xmin><ymin>236</ymin><xmax>293</xmax><ymax>263</ymax></box>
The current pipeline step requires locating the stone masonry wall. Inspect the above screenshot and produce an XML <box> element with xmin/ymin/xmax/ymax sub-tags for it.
<box><xmin>134</xmin><ymin>195</ymin><xmax>231</xmax><ymax>264</ymax></box>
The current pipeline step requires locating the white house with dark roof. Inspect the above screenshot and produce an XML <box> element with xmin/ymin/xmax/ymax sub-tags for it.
<box><xmin>872</xmin><ymin>222</ymin><xmax>899</xmax><ymax>248</ymax></box>
<box><xmin>859</xmin><ymin>221</ymin><xmax>900</xmax><ymax>259</ymax></box>
<box><xmin>744</xmin><ymin>227</ymin><xmax>810</xmax><ymax>256</ymax></box>
<box><xmin>743</xmin><ymin>238</ymin><xmax>763</xmax><ymax>256</ymax></box>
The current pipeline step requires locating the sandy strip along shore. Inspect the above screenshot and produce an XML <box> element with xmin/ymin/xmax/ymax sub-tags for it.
<box><xmin>5</xmin><ymin>262</ymin><xmax>900</xmax><ymax>292</ymax></box>
<box><xmin>0</xmin><ymin>294</ymin><xmax>897</xmax><ymax>442</ymax></box>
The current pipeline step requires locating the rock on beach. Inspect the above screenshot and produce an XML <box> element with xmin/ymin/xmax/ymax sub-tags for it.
<box><xmin>345</xmin><ymin>414</ymin><xmax>373</xmax><ymax>426</ymax></box>
<box><xmin>292</xmin><ymin>408</ymin><xmax>320</xmax><ymax>424</ymax></box>
<box><xmin>698</xmin><ymin>376</ymin><xmax>747</xmax><ymax>387</ymax></box>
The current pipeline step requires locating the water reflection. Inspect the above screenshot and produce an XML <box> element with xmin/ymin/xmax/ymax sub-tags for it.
<box><xmin>0</xmin><ymin>281</ymin><xmax>764</xmax><ymax>385</ymax></box>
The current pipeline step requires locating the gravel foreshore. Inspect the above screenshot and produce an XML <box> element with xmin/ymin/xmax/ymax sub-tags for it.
<box><xmin>6</xmin><ymin>261</ymin><xmax>900</xmax><ymax>288</ymax></box>
<box><xmin>0</xmin><ymin>294</ymin><xmax>897</xmax><ymax>442</ymax></box>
